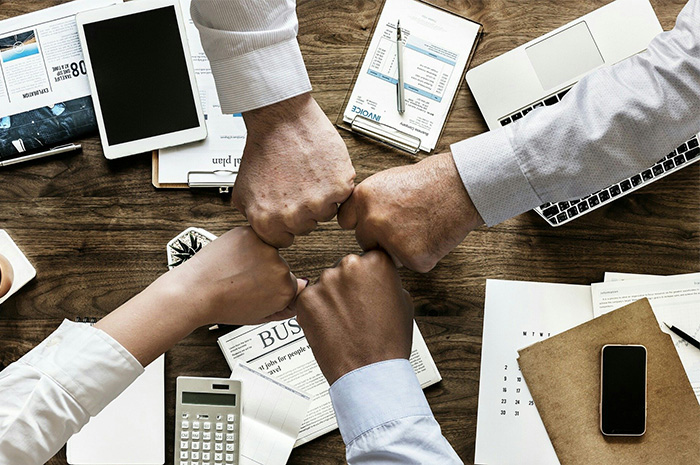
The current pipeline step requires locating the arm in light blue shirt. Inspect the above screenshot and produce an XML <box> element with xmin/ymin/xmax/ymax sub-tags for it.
<box><xmin>329</xmin><ymin>359</ymin><xmax>463</xmax><ymax>464</ymax></box>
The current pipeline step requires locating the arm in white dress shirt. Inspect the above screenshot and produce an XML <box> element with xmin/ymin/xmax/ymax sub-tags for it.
<box><xmin>337</xmin><ymin>0</ymin><xmax>700</xmax><ymax>272</ymax></box>
<box><xmin>190</xmin><ymin>0</ymin><xmax>355</xmax><ymax>248</ymax></box>
<box><xmin>0</xmin><ymin>228</ymin><xmax>305</xmax><ymax>465</ymax></box>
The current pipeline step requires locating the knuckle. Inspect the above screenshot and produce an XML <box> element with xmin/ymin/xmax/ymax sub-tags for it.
<box><xmin>340</xmin><ymin>253</ymin><xmax>363</xmax><ymax>270</ymax></box>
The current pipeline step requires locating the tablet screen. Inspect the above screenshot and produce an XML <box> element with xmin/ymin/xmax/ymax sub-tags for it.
<box><xmin>83</xmin><ymin>6</ymin><xmax>200</xmax><ymax>146</ymax></box>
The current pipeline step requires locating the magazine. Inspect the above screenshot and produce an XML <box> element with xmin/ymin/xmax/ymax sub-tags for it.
<box><xmin>0</xmin><ymin>0</ymin><xmax>121</xmax><ymax>158</ymax></box>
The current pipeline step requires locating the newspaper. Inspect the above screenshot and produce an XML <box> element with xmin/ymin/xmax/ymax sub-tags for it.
<box><xmin>218</xmin><ymin>317</ymin><xmax>442</xmax><ymax>447</ymax></box>
<box><xmin>0</xmin><ymin>0</ymin><xmax>120</xmax><ymax>156</ymax></box>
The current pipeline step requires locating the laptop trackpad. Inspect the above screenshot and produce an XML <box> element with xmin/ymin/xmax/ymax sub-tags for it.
<box><xmin>526</xmin><ymin>21</ymin><xmax>604</xmax><ymax>91</ymax></box>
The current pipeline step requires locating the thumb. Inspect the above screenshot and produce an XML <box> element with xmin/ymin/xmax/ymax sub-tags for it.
<box><xmin>294</xmin><ymin>275</ymin><xmax>309</xmax><ymax>296</ymax></box>
<box><xmin>337</xmin><ymin>194</ymin><xmax>358</xmax><ymax>230</ymax></box>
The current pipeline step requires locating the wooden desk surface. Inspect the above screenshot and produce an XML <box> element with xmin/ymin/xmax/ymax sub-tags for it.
<box><xmin>1</xmin><ymin>0</ymin><xmax>697</xmax><ymax>463</ymax></box>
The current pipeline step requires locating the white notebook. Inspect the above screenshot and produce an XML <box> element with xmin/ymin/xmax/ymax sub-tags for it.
<box><xmin>67</xmin><ymin>354</ymin><xmax>165</xmax><ymax>465</ymax></box>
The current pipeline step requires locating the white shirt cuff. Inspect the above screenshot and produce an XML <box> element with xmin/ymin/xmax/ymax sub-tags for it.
<box><xmin>450</xmin><ymin>128</ymin><xmax>543</xmax><ymax>226</ymax></box>
<box><xmin>18</xmin><ymin>319</ymin><xmax>144</xmax><ymax>416</ymax></box>
<box><xmin>210</xmin><ymin>38</ymin><xmax>312</xmax><ymax>114</ymax></box>
<box><xmin>329</xmin><ymin>359</ymin><xmax>432</xmax><ymax>445</ymax></box>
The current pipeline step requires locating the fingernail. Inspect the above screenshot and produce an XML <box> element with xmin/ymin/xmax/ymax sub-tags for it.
<box><xmin>301</xmin><ymin>278</ymin><xmax>310</xmax><ymax>285</ymax></box>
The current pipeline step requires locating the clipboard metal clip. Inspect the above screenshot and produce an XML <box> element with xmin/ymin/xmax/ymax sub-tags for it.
<box><xmin>187</xmin><ymin>170</ymin><xmax>237</xmax><ymax>194</ymax></box>
<box><xmin>350</xmin><ymin>115</ymin><xmax>421</xmax><ymax>154</ymax></box>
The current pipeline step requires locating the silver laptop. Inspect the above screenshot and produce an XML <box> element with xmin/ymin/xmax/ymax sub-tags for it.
<box><xmin>466</xmin><ymin>0</ymin><xmax>700</xmax><ymax>226</ymax></box>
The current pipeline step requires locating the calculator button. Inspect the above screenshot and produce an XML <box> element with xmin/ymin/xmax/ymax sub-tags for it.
<box><xmin>216</xmin><ymin>423</ymin><xmax>224</xmax><ymax>431</ymax></box>
<box><xmin>215</xmin><ymin>453</ymin><xmax>223</xmax><ymax>461</ymax></box>
<box><xmin>192</xmin><ymin>431</ymin><xmax>200</xmax><ymax>440</ymax></box>
<box><xmin>203</xmin><ymin>452</ymin><xmax>211</xmax><ymax>461</ymax></box>
<box><xmin>182</xmin><ymin>413</ymin><xmax>189</xmax><ymax>419</ymax></box>
<box><xmin>181</xmin><ymin>462</ymin><xmax>188</xmax><ymax>465</ymax></box>
<box><xmin>197</xmin><ymin>414</ymin><xmax>209</xmax><ymax>419</ymax></box>
<box><xmin>181</xmin><ymin>451</ymin><xmax>189</xmax><ymax>459</ymax></box>
<box><xmin>192</xmin><ymin>452</ymin><xmax>200</xmax><ymax>460</ymax></box>
<box><xmin>181</xmin><ymin>441</ymin><xmax>189</xmax><ymax>450</ymax></box>
<box><xmin>192</xmin><ymin>442</ymin><xmax>200</xmax><ymax>451</ymax></box>
<box><xmin>202</xmin><ymin>463</ymin><xmax>210</xmax><ymax>465</ymax></box>
<box><xmin>203</xmin><ymin>432</ymin><xmax>211</xmax><ymax>441</ymax></box>
<box><xmin>226</xmin><ymin>424</ymin><xmax>234</xmax><ymax>431</ymax></box>
<box><xmin>227</xmin><ymin>414</ymin><xmax>235</xmax><ymax>422</ymax></box>
<box><xmin>193</xmin><ymin>421</ymin><xmax>200</xmax><ymax>430</ymax></box>
<box><xmin>226</xmin><ymin>434</ymin><xmax>234</xmax><ymax>442</ymax></box>
<box><xmin>203</xmin><ymin>443</ymin><xmax>211</xmax><ymax>451</ymax></box>
<box><xmin>226</xmin><ymin>443</ymin><xmax>234</xmax><ymax>452</ymax></box>
<box><xmin>215</xmin><ymin>432</ymin><xmax>223</xmax><ymax>441</ymax></box>
<box><xmin>181</xmin><ymin>431</ymin><xmax>190</xmax><ymax>440</ymax></box>
<box><xmin>215</xmin><ymin>443</ymin><xmax>223</xmax><ymax>451</ymax></box>
<box><xmin>216</xmin><ymin>415</ymin><xmax>223</xmax><ymax>421</ymax></box>
<box><xmin>203</xmin><ymin>422</ymin><xmax>211</xmax><ymax>430</ymax></box>
<box><xmin>226</xmin><ymin>453</ymin><xmax>234</xmax><ymax>462</ymax></box>
<box><xmin>182</xmin><ymin>420</ymin><xmax>190</xmax><ymax>429</ymax></box>
<box><xmin>215</xmin><ymin>463</ymin><xmax>223</xmax><ymax>465</ymax></box>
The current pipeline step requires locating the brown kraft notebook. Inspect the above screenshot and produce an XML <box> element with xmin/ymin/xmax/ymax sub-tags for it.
<box><xmin>518</xmin><ymin>298</ymin><xmax>700</xmax><ymax>464</ymax></box>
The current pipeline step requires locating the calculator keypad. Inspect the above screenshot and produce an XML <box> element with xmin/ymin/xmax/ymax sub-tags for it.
<box><xmin>178</xmin><ymin>410</ymin><xmax>237</xmax><ymax>465</ymax></box>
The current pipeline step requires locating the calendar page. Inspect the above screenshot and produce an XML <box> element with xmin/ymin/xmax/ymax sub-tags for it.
<box><xmin>475</xmin><ymin>280</ymin><xmax>594</xmax><ymax>465</ymax></box>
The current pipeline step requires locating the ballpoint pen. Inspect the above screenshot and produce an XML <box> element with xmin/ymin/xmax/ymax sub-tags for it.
<box><xmin>0</xmin><ymin>143</ymin><xmax>81</xmax><ymax>167</ymax></box>
<box><xmin>396</xmin><ymin>19</ymin><xmax>405</xmax><ymax>114</ymax></box>
<box><xmin>664</xmin><ymin>321</ymin><xmax>700</xmax><ymax>350</ymax></box>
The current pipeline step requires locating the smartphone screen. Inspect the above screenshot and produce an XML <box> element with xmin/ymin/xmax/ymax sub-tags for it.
<box><xmin>600</xmin><ymin>345</ymin><xmax>647</xmax><ymax>436</ymax></box>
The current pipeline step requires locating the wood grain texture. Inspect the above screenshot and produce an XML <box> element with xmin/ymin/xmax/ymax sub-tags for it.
<box><xmin>0</xmin><ymin>0</ymin><xmax>697</xmax><ymax>464</ymax></box>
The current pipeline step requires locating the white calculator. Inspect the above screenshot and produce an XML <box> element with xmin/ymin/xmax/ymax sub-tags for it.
<box><xmin>175</xmin><ymin>377</ymin><xmax>242</xmax><ymax>465</ymax></box>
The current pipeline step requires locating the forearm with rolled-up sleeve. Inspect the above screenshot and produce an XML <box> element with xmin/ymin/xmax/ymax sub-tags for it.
<box><xmin>0</xmin><ymin>320</ymin><xmax>143</xmax><ymax>465</ymax></box>
<box><xmin>451</xmin><ymin>0</ymin><xmax>700</xmax><ymax>226</ymax></box>
<box><xmin>330</xmin><ymin>359</ymin><xmax>462</xmax><ymax>464</ymax></box>
<box><xmin>190</xmin><ymin>0</ymin><xmax>312</xmax><ymax>114</ymax></box>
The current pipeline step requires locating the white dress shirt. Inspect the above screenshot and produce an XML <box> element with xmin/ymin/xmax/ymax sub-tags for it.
<box><xmin>0</xmin><ymin>321</ymin><xmax>461</xmax><ymax>464</ymax></box>
<box><xmin>451</xmin><ymin>0</ymin><xmax>700</xmax><ymax>225</ymax></box>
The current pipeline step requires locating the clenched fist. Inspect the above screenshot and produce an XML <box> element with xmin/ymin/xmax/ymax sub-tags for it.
<box><xmin>293</xmin><ymin>251</ymin><xmax>414</xmax><ymax>385</ymax></box>
<box><xmin>234</xmin><ymin>93</ymin><xmax>356</xmax><ymax>248</ymax></box>
<box><xmin>338</xmin><ymin>152</ymin><xmax>484</xmax><ymax>272</ymax></box>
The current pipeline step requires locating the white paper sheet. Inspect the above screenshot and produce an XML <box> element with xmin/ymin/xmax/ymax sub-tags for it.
<box><xmin>157</xmin><ymin>0</ymin><xmax>246</xmax><ymax>185</ymax></box>
<box><xmin>67</xmin><ymin>355</ymin><xmax>165</xmax><ymax>465</ymax></box>
<box><xmin>476</xmin><ymin>279</ymin><xmax>595</xmax><ymax>465</ymax></box>
<box><xmin>591</xmin><ymin>272</ymin><xmax>700</xmax><ymax>403</ymax></box>
<box><xmin>231</xmin><ymin>361</ymin><xmax>311</xmax><ymax>465</ymax></box>
<box><xmin>342</xmin><ymin>0</ymin><xmax>479</xmax><ymax>151</ymax></box>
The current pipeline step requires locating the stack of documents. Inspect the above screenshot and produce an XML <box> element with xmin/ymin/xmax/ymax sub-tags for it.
<box><xmin>474</xmin><ymin>272</ymin><xmax>700</xmax><ymax>465</ymax></box>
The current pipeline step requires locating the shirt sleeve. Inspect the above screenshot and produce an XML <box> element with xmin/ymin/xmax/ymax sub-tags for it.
<box><xmin>0</xmin><ymin>320</ymin><xmax>144</xmax><ymax>465</ymax></box>
<box><xmin>451</xmin><ymin>0</ymin><xmax>700</xmax><ymax>226</ymax></box>
<box><xmin>329</xmin><ymin>359</ymin><xmax>462</xmax><ymax>465</ymax></box>
<box><xmin>190</xmin><ymin>0</ymin><xmax>312</xmax><ymax>114</ymax></box>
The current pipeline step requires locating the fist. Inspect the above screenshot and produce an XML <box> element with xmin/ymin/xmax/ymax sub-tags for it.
<box><xmin>293</xmin><ymin>251</ymin><xmax>414</xmax><ymax>385</ymax></box>
<box><xmin>234</xmin><ymin>93</ymin><xmax>356</xmax><ymax>248</ymax></box>
<box><xmin>172</xmin><ymin>227</ymin><xmax>306</xmax><ymax>325</ymax></box>
<box><xmin>337</xmin><ymin>152</ymin><xmax>484</xmax><ymax>272</ymax></box>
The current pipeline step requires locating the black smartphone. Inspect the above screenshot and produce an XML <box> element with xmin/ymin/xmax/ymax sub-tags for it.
<box><xmin>600</xmin><ymin>344</ymin><xmax>647</xmax><ymax>436</ymax></box>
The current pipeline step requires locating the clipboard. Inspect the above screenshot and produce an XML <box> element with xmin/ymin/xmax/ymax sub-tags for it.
<box><xmin>336</xmin><ymin>0</ymin><xmax>482</xmax><ymax>155</ymax></box>
<box><xmin>152</xmin><ymin>150</ymin><xmax>237</xmax><ymax>194</ymax></box>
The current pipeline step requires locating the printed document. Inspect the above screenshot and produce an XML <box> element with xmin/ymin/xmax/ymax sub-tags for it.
<box><xmin>342</xmin><ymin>0</ymin><xmax>480</xmax><ymax>151</ymax></box>
<box><xmin>218</xmin><ymin>317</ymin><xmax>441</xmax><ymax>447</ymax></box>
<box><xmin>592</xmin><ymin>272</ymin><xmax>700</xmax><ymax>402</ymax></box>
<box><xmin>157</xmin><ymin>0</ymin><xmax>246</xmax><ymax>185</ymax></box>
<box><xmin>231</xmin><ymin>361</ymin><xmax>311</xmax><ymax>465</ymax></box>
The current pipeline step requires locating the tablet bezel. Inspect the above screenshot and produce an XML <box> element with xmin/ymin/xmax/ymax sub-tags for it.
<box><xmin>76</xmin><ymin>0</ymin><xmax>207</xmax><ymax>160</ymax></box>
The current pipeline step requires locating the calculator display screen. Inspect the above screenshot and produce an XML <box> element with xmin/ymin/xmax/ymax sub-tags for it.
<box><xmin>182</xmin><ymin>392</ymin><xmax>237</xmax><ymax>407</ymax></box>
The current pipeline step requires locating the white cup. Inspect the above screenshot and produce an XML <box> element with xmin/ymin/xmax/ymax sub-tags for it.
<box><xmin>0</xmin><ymin>254</ymin><xmax>14</xmax><ymax>299</ymax></box>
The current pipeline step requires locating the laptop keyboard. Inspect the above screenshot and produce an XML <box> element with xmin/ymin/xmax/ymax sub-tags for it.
<box><xmin>499</xmin><ymin>87</ymin><xmax>700</xmax><ymax>226</ymax></box>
